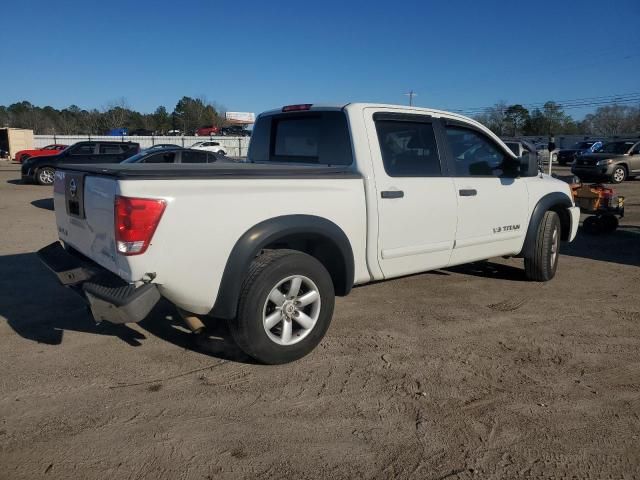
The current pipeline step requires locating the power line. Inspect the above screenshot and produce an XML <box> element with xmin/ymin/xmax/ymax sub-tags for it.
<box><xmin>451</xmin><ymin>92</ymin><xmax>640</xmax><ymax>116</ymax></box>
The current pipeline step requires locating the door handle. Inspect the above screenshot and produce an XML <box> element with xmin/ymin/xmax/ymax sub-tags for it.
<box><xmin>459</xmin><ymin>189</ymin><xmax>477</xmax><ymax>197</ymax></box>
<box><xmin>381</xmin><ymin>190</ymin><xmax>404</xmax><ymax>199</ymax></box>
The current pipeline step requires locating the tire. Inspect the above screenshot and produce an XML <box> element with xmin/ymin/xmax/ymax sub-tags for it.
<box><xmin>36</xmin><ymin>167</ymin><xmax>55</xmax><ymax>186</ymax></box>
<box><xmin>524</xmin><ymin>210</ymin><xmax>561</xmax><ymax>282</ymax></box>
<box><xmin>611</xmin><ymin>165</ymin><xmax>627</xmax><ymax>184</ymax></box>
<box><xmin>229</xmin><ymin>249</ymin><xmax>335</xmax><ymax>364</ymax></box>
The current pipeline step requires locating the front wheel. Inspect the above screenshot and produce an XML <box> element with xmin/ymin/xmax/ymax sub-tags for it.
<box><xmin>611</xmin><ymin>165</ymin><xmax>627</xmax><ymax>184</ymax></box>
<box><xmin>229</xmin><ymin>249</ymin><xmax>335</xmax><ymax>364</ymax></box>
<box><xmin>36</xmin><ymin>167</ymin><xmax>56</xmax><ymax>185</ymax></box>
<box><xmin>524</xmin><ymin>210</ymin><xmax>561</xmax><ymax>282</ymax></box>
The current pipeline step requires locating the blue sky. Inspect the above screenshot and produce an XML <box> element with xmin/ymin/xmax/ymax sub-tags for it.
<box><xmin>2</xmin><ymin>0</ymin><xmax>639</xmax><ymax>118</ymax></box>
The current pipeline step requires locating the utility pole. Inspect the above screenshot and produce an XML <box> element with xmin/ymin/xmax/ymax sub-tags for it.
<box><xmin>404</xmin><ymin>90</ymin><xmax>417</xmax><ymax>106</ymax></box>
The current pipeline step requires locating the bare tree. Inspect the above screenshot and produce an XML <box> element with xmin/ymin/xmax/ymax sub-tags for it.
<box><xmin>102</xmin><ymin>98</ymin><xmax>131</xmax><ymax>130</ymax></box>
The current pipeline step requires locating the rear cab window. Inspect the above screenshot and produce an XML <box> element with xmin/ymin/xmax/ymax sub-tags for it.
<box><xmin>248</xmin><ymin>111</ymin><xmax>353</xmax><ymax>165</ymax></box>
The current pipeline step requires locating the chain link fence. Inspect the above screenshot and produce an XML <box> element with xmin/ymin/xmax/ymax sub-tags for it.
<box><xmin>34</xmin><ymin>135</ymin><xmax>251</xmax><ymax>157</ymax></box>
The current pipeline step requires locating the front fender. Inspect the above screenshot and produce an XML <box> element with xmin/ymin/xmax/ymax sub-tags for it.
<box><xmin>520</xmin><ymin>192</ymin><xmax>573</xmax><ymax>258</ymax></box>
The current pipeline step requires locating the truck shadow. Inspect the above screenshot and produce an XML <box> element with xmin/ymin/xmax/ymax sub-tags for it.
<box><xmin>31</xmin><ymin>198</ymin><xmax>54</xmax><ymax>211</ymax></box>
<box><xmin>445</xmin><ymin>261</ymin><xmax>527</xmax><ymax>281</ymax></box>
<box><xmin>0</xmin><ymin>253</ymin><xmax>146</xmax><ymax>346</ymax></box>
<box><xmin>0</xmin><ymin>252</ymin><xmax>251</xmax><ymax>363</ymax></box>
<box><xmin>561</xmin><ymin>225</ymin><xmax>640</xmax><ymax>267</ymax></box>
<box><xmin>138</xmin><ymin>303</ymin><xmax>255</xmax><ymax>364</ymax></box>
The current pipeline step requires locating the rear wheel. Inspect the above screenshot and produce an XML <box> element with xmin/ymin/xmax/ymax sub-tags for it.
<box><xmin>36</xmin><ymin>167</ymin><xmax>55</xmax><ymax>186</ymax></box>
<box><xmin>229</xmin><ymin>249</ymin><xmax>335</xmax><ymax>364</ymax></box>
<box><xmin>524</xmin><ymin>211</ymin><xmax>561</xmax><ymax>282</ymax></box>
<box><xmin>611</xmin><ymin>165</ymin><xmax>627</xmax><ymax>184</ymax></box>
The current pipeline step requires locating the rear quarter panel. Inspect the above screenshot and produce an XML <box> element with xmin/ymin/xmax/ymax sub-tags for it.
<box><xmin>117</xmin><ymin>178</ymin><xmax>368</xmax><ymax>314</ymax></box>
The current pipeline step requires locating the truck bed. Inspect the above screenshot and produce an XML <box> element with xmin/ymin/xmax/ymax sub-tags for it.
<box><xmin>60</xmin><ymin>162</ymin><xmax>361</xmax><ymax>180</ymax></box>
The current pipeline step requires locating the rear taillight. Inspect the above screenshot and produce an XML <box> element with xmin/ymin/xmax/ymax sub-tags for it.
<box><xmin>282</xmin><ymin>104</ymin><xmax>312</xmax><ymax>112</ymax></box>
<box><xmin>115</xmin><ymin>196</ymin><xmax>166</xmax><ymax>255</ymax></box>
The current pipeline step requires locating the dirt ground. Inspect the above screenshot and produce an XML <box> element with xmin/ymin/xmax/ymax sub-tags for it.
<box><xmin>0</xmin><ymin>164</ymin><xmax>639</xmax><ymax>480</ymax></box>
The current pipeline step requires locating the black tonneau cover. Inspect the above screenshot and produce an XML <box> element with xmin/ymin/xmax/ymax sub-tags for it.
<box><xmin>59</xmin><ymin>162</ymin><xmax>361</xmax><ymax>180</ymax></box>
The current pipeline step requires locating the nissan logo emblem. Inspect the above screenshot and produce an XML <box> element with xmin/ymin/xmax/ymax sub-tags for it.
<box><xmin>69</xmin><ymin>179</ymin><xmax>77</xmax><ymax>198</ymax></box>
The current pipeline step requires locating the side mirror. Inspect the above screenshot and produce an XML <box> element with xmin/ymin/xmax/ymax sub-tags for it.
<box><xmin>519</xmin><ymin>152</ymin><xmax>539</xmax><ymax>177</ymax></box>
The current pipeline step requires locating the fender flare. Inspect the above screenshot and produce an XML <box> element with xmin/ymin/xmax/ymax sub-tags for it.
<box><xmin>210</xmin><ymin>215</ymin><xmax>355</xmax><ymax>319</ymax></box>
<box><xmin>520</xmin><ymin>192</ymin><xmax>573</xmax><ymax>258</ymax></box>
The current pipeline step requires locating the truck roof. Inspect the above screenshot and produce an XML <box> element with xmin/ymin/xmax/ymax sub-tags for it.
<box><xmin>259</xmin><ymin>103</ymin><xmax>515</xmax><ymax>158</ymax></box>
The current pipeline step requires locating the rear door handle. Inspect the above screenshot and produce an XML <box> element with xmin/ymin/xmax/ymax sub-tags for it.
<box><xmin>381</xmin><ymin>190</ymin><xmax>404</xmax><ymax>199</ymax></box>
<box><xmin>459</xmin><ymin>189</ymin><xmax>477</xmax><ymax>197</ymax></box>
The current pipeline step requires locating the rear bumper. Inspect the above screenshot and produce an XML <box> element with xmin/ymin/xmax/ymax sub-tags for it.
<box><xmin>37</xmin><ymin>241</ymin><xmax>160</xmax><ymax>324</ymax></box>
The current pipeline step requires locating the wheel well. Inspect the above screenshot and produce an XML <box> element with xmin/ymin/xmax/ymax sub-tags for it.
<box><xmin>549</xmin><ymin>204</ymin><xmax>571</xmax><ymax>241</ymax></box>
<box><xmin>263</xmin><ymin>233</ymin><xmax>349</xmax><ymax>296</ymax></box>
<box><xmin>614</xmin><ymin>163</ymin><xmax>628</xmax><ymax>172</ymax></box>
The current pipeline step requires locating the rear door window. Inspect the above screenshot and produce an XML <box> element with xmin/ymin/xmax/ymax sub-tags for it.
<box><xmin>374</xmin><ymin>120</ymin><xmax>442</xmax><ymax>176</ymax></box>
<box><xmin>249</xmin><ymin>111</ymin><xmax>353</xmax><ymax>165</ymax></box>
<box><xmin>99</xmin><ymin>144</ymin><xmax>125</xmax><ymax>154</ymax></box>
<box><xmin>70</xmin><ymin>143</ymin><xmax>96</xmax><ymax>155</ymax></box>
<box><xmin>144</xmin><ymin>152</ymin><xmax>176</xmax><ymax>163</ymax></box>
<box><xmin>181</xmin><ymin>150</ymin><xmax>209</xmax><ymax>163</ymax></box>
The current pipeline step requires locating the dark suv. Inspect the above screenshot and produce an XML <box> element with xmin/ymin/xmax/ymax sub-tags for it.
<box><xmin>571</xmin><ymin>139</ymin><xmax>640</xmax><ymax>184</ymax></box>
<box><xmin>21</xmin><ymin>141</ymin><xmax>140</xmax><ymax>185</ymax></box>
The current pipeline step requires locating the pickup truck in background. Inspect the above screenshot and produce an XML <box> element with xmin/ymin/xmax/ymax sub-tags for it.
<box><xmin>39</xmin><ymin>103</ymin><xmax>580</xmax><ymax>364</ymax></box>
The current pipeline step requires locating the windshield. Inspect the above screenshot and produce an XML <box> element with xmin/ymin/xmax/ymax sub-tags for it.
<box><xmin>595</xmin><ymin>141</ymin><xmax>634</xmax><ymax>154</ymax></box>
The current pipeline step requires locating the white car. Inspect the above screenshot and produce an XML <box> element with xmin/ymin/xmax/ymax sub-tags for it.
<box><xmin>40</xmin><ymin>102</ymin><xmax>579</xmax><ymax>364</ymax></box>
<box><xmin>190</xmin><ymin>141</ymin><xmax>227</xmax><ymax>155</ymax></box>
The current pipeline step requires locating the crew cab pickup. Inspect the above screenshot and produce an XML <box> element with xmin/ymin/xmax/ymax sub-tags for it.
<box><xmin>39</xmin><ymin>103</ymin><xmax>580</xmax><ymax>364</ymax></box>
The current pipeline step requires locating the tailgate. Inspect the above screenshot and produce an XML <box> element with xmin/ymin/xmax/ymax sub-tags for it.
<box><xmin>53</xmin><ymin>170</ymin><xmax>123</xmax><ymax>277</ymax></box>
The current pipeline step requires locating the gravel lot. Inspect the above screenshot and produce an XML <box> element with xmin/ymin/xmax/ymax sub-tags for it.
<box><xmin>1</xmin><ymin>164</ymin><xmax>639</xmax><ymax>479</ymax></box>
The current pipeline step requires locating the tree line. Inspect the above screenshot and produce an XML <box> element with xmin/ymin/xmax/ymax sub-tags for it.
<box><xmin>0</xmin><ymin>96</ymin><xmax>228</xmax><ymax>135</ymax></box>
<box><xmin>1</xmin><ymin>97</ymin><xmax>638</xmax><ymax>137</ymax></box>
<box><xmin>473</xmin><ymin>101</ymin><xmax>640</xmax><ymax>137</ymax></box>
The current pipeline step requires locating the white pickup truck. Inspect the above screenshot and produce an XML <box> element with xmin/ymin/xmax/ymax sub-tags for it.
<box><xmin>39</xmin><ymin>103</ymin><xmax>580</xmax><ymax>364</ymax></box>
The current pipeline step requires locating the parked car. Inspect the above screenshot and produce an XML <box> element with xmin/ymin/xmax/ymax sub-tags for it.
<box><xmin>21</xmin><ymin>141</ymin><xmax>140</xmax><ymax>185</ymax></box>
<box><xmin>166</xmin><ymin>129</ymin><xmax>183</xmax><ymax>136</ymax></box>
<box><xmin>535</xmin><ymin>143</ymin><xmax>559</xmax><ymax>164</ymax></box>
<box><xmin>128</xmin><ymin>129</ymin><xmax>154</xmax><ymax>136</ymax></box>
<box><xmin>195</xmin><ymin>125</ymin><xmax>220</xmax><ymax>136</ymax></box>
<box><xmin>39</xmin><ymin>102</ymin><xmax>579</xmax><ymax>364</ymax></box>
<box><xmin>14</xmin><ymin>144</ymin><xmax>68</xmax><ymax>163</ymax></box>
<box><xmin>191</xmin><ymin>141</ymin><xmax>227</xmax><ymax>155</ymax></box>
<box><xmin>220</xmin><ymin>125</ymin><xmax>251</xmax><ymax>136</ymax></box>
<box><xmin>122</xmin><ymin>148</ymin><xmax>230</xmax><ymax>164</ymax></box>
<box><xmin>571</xmin><ymin>139</ymin><xmax>640</xmax><ymax>183</ymax></box>
<box><xmin>556</xmin><ymin>140</ymin><xmax>603</xmax><ymax>166</ymax></box>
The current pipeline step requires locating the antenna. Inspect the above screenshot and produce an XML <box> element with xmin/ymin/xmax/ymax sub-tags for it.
<box><xmin>404</xmin><ymin>90</ymin><xmax>417</xmax><ymax>106</ymax></box>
